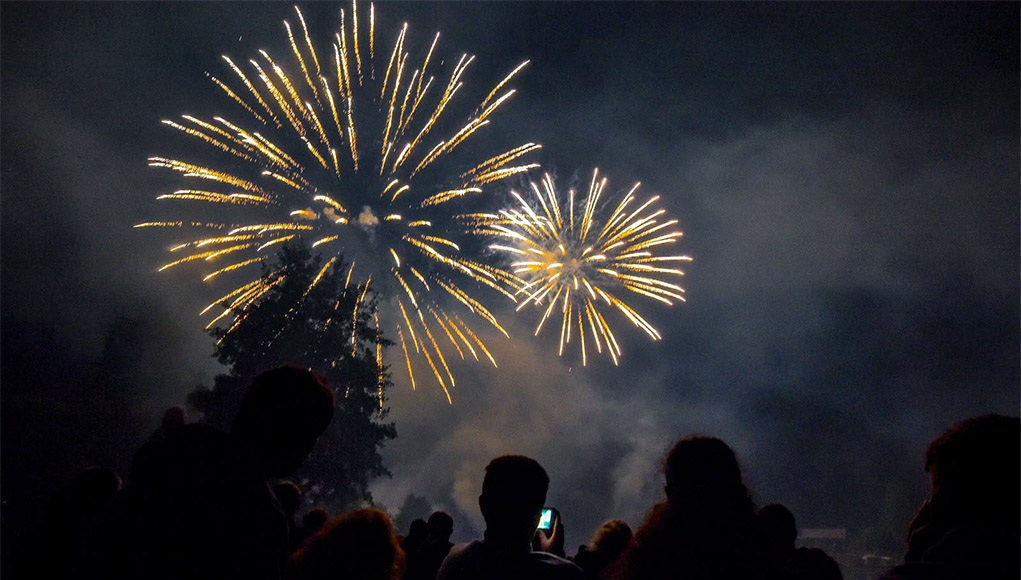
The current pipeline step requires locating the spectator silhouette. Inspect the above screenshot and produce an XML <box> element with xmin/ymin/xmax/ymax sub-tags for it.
<box><xmin>402</xmin><ymin>518</ymin><xmax>428</xmax><ymax>563</ymax></box>
<box><xmin>882</xmin><ymin>414</ymin><xmax>1020</xmax><ymax>580</ymax></box>
<box><xmin>436</xmin><ymin>455</ymin><xmax>584</xmax><ymax>580</ymax></box>
<box><xmin>406</xmin><ymin>511</ymin><xmax>455</xmax><ymax>580</ymax></box>
<box><xmin>296</xmin><ymin>507</ymin><xmax>330</xmax><ymax>548</ymax></box>
<box><xmin>162</xmin><ymin>405</ymin><xmax>188</xmax><ymax>428</ymax></box>
<box><xmin>611</xmin><ymin>436</ymin><xmax>757</xmax><ymax>580</ymax></box>
<box><xmin>143</xmin><ymin>406</ymin><xmax>188</xmax><ymax>448</ymax></box>
<box><xmin>572</xmin><ymin>519</ymin><xmax>632</xmax><ymax>580</ymax></box>
<box><xmin>273</xmin><ymin>481</ymin><xmax>302</xmax><ymax>552</ymax></box>
<box><xmin>96</xmin><ymin>366</ymin><xmax>334</xmax><ymax>580</ymax></box>
<box><xmin>287</xmin><ymin>508</ymin><xmax>405</xmax><ymax>580</ymax></box>
<box><xmin>755</xmin><ymin>504</ymin><xmax>797</xmax><ymax>580</ymax></box>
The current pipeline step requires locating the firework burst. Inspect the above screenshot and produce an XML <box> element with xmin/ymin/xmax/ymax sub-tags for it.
<box><xmin>468</xmin><ymin>169</ymin><xmax>692</xmax><ymax>366</ymax></box>
<box><xmin>137</xmin><ymin>3</ymin><xmax>540</xmax><ymax>402</ymax></box>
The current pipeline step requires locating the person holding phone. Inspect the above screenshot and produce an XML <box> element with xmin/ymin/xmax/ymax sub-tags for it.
<box><xmin>436</xmin><ymin>455</ymin><xmax>583</xmax><ymax>580</ymax></box>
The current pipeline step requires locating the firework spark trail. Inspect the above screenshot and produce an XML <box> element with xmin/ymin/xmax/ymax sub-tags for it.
<box><xmin>141</xmin><ymin>3</ymin><xmax>540</xmax><ymax>400</ymax></box>
<box><xmin>468</xmin><ymin>169</ymin><xmax>692</xmax><ymax>366</ymax></box>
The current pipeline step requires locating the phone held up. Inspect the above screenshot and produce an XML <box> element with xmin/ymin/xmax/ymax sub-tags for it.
<box><xmin>537</xmin><ymin>507</ymin><xmax>559</xmax><ymax>532</ymax></box>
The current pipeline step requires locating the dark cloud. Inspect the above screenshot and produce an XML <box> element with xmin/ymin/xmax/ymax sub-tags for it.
<box><xmin>3</xmin><ymin>1</ymin><xmax>1017</xmax><ymax>556</ymax></box>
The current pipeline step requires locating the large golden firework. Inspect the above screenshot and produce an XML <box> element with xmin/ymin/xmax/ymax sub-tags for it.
<box><xmin>468</xmin><ymin>169</ymin><xmax>691</xmax><ymax>365</ymax></box>
<box><xmin>137</xmin><ymin>3</ymin><xmax>540</xmax><ymax>402</ymax></box>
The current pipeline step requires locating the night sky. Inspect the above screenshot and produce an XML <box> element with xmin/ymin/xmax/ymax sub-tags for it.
<box><xmin>3</xmin><ymin>1</ymin><xmax>1018</xmax><ymax>558</ymax></box>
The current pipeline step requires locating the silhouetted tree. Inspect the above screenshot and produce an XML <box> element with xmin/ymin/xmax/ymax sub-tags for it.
<box><xmin>188</xmin><ymin>241</ymin><xmax>396</xmax><ymax>509</ymax></box>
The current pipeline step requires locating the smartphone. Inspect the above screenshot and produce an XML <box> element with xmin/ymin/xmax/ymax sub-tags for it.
<box><xmin>537</xmin><ymin>507</ymin><xmax>558</xmax><ymax>531</ymax></box>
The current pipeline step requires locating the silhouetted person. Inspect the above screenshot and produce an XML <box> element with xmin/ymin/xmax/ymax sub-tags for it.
<box><xmin>97</xmin><ymin>366</ymin><xmax>334</xmax><ymax>580</ymax></box>
<box><xmin>162</xmin><ymin>405</ymin><xmax>188</xmax><ymax>428</ymax></box>
<box><xmin>141</xmin><ymin>406</ymin><xmax>189</xmax><ymax>449</ymax></box>
<box><xmin>436</xmin><ymin>455</ymin><xmax>583</xmax><ymax>580</ymax></box>
<box><xmin>287</xmin><ymin>508</ymin><xmax>405</xmax><ymax>580</ymax></box>
<box><xmin>611</xmin><ymin>436</ymin><xmax>757</xmax><ymax>580</ymax></box>
<box><xmin>882</xmin><ymin>414</ymin><xmax>1020</xmax><ymax>580</ymax></box>
<box><xmin>572</xmin><ymin>519</ymin><xmax>632</xmax><ymax>580</ymax></box>
<box><xmin>273</xmin><ymin>481</ymin><xmax>302</xmax><ymax>551</ymax></box>
<box><xmin>755</xmin><ymin>504</ymin><xmax>797</xmax><ymax>580</ymax></box>
<box><xmin>402</xmin><ymin>518</ymin><xmax>428</xmax><ymax>563</ymax></box>
<box><xmin>406</xmin><ymin>511</ymin><xmax>455</xmax><ymax>580</ymax></box>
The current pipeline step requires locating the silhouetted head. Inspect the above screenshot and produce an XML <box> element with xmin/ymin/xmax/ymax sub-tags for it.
<box><xmin>274</xmin><ymin>481</ymin><xmax>302</xmax><ymax>517</ymax></box>
<box><xmin>401</xmin><ymin>518</ymin><xmax>427</xmax><ymax>557</ymax></box>
<box><xmin>231</xmin><ymin>366</ymin><xmax>334</xmax><ymax>477</ymax></box>
<box><xmin>588</xmin><ymin>519</ymin><xmax>633</xmax><ymax>557</ymax></box>
<box><xmin>479</xmin><ymin>455</ymin><xmax>549</xmax><ymax>545</ymax></box>
<box><xmin>755</xmin><ymin>503</ymin><xmax>797</xmax><ymax>554</ymax></box>
<box><xmin>302</xmin><ymin>507</ymin><xmax>329</xmax><ymax>533</ymax></box>
<box><xmin>405</xmin><ymin>518</ymin><xmax>427</xmax><ymax>542</ymax></box>
<box><xmin>161</xmin><ymin>405</ymin><xmax>188</xmax><ymax>430</ymax></box>
<box><xmin>663</xmin><ymin>436</ymin><xmax>744</xmax><ymax>501</ymax></box>
<box><xmin>288</xmin><ymin>508</ymin><xmax>405</xmax><ymax>580</ymax></box>
<box><xmin>924</xmin><ymin>414</ymin><xmax>1020</xmax><ymax>521</ymax></box>
<box><xmin>426</xmin><ymin>511</ymin><xmax>454</xmax><ymax>542</ymax></box>
<box><xmin>615</xmin><ymin>437</ymin><xmax>756</xmax><ymax>580</ymax></box>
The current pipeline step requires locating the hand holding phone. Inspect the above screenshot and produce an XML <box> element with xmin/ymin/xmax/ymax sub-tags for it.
<box><xmin>534</xmin><ymin>507</ymin><xmax>565</xmax><ymax>557</ymax></box>
<box><xmin>537</xmin><ymin>507</ymin><xmax>558</xmax><ymax>531</ymax></box>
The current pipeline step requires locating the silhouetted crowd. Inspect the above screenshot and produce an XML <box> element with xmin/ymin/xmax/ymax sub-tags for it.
<box><xmin>6</xmin><ymin>366</ymin><xmax>1018</xmax><ymax>580</ymax></box>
